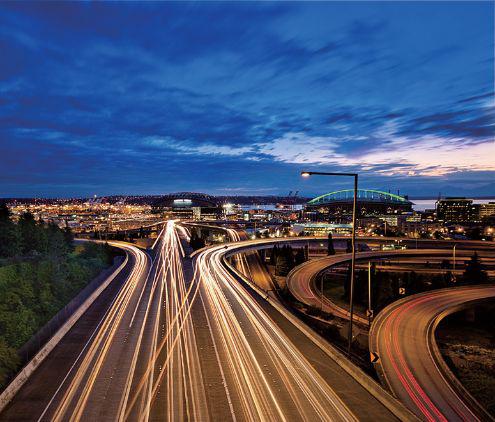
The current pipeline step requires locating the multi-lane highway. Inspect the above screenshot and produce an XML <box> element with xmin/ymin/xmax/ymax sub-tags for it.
<box><xmin>210</xmin><ymin>237</ymin><xmax>495</xmax><ymax>420</ymax></box>
<box><xmin>0</xmin><ymin>239</ymin><xmax>151</xmax><ymax>420</ymax></box>
<box><xmin>370</xmin><ymin>285</ymin><xmax>495</xmax><ymax>422</ymax></box>
<box><xmin>0</xmin><ymin>222</ymin><xmax>209</xmax><ymax>421</ymax></box>
<box><xmin>192</xmin><ymin>240</ymin><xmax>413</xmax><ymax>421</ymax></box>
<box><xmin>0</xmin><ymin>225</ymin><xmax>419</xmax><ymax>421</ymax></box>
<box><xmin>285</xmin><ymin>247</ymin><xmax>495</xmax><ymax>420</ymax></box>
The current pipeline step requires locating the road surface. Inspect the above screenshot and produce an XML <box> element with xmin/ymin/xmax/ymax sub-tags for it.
<box><xmin>0</xmin><ymin>223</ymin><xmax>209</xmax><ymax>421</ymax></box>
<box><xmin>370</xmin><ymin>285</ymin><xmax>495</xmax><ymax>422</ymax></box>
<box><xmin>193</xmin><ymin>241</ymin><xmax>413</xmax><ymax>421</ymax></box>
<box><xmin>1</xmin><ymin>226</ymin><xmax>415</xmax><ymax>421</ymax></box>
<box><xmin>286</xmin><ymin>249</ymin><xmax>486</xmax><ymax>325</ymax></box>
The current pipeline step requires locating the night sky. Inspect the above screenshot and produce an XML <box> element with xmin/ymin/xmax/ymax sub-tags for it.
<box><xmin>1</xmin><ymin>2</ymin><xmax>494</xmax><ymax>198</ymax></box>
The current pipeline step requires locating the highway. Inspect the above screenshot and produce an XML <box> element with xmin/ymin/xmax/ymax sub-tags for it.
<box><xmin>219</xmin><ymin>239</ymin><xmax>495</xmax><ymax>420</ymax></box>
<box><xmin>192</xmin><ymin>240</ymin><xmax>413</xmax><ymax>421</ymax></box>
<box><xmin>0</xmin><ymin>240</ymin><xmax>151</xmax><ymax>420</ymax></box>
<box><xmin>2</xmin><ymin>226</ymin><xmax>444</xmax><ymax>421</ymax></box>
<box><xmin>369</xmin><ymin>285</ymin><xmax>495</xmax><ymax>422</ymax></box>
<box><xmin>0</xmin><ymin>222</ymin><xmax>209</xmax><ymax>421</ymax></box>
<box><xmin>285</xmin><ymin>249</ymin><xmax>487</xmax><ymax>325</ymax></box>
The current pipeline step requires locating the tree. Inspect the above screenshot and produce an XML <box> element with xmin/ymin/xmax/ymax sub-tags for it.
<box><xmin>294</xmin><ymin>248</ymin><xmax>306</xmax><ymax>266</ymax></box>
<box><xmin>46</xmin><ymin>222</ymin><xmax>68</xmax><ymax>260</ymax></box>
<box><xmin>275</xmin><ymin>253</ymin><xmax>290</xmax><ymax>276</ymax></box>
<box><xmin>327</xmin><ymin>232</ymin><xmax>336</xmax><ymax>256</ymax></box>
<box><xmin>463</xmin><ymin>253</ymin><xmax>488</xmax><ymax>284</ymax></box>
<box><xmin>189</xmin><ymin>232</ymin><xmax>205</xmax><ymax>250</ymax></box>
<box><xmin>0</xmin><ymin>217</ymin><xmax>114</xmax><ymax>389</ymax></box>
<box><xmin>0</xmin><ymin>205</ymin><xmax>21</xmax><ymax>258</ymax></box>
<box><xmin>63</xmin><ymin>226</ymin><xmax>74</xmax><ymax>252</ymax></box>
<box><xmin>0</xmin><ymin>339</ymin><xmax>19</xmax><ymax>387</ymax></box>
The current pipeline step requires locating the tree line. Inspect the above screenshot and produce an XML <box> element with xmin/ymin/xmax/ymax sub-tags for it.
<box><xmin>341</xmin><ymin>252</ymin><xmax>490</xmax><ymax>312</ymax></box>
<box><xmin>270</xmin><ymin>244</ymin><xmax>308</xmax><ymax>276</ymax></box>
<box><xmin>0</xmin><ymin>205</ymin><xmax>114</xmax><ymax>387</ymax></box>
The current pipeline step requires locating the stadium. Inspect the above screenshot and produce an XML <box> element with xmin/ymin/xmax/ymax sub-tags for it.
<box><xmin>152</xmin><ymin>192</ymin><xmax>221</xmax><ymax>220</ymax></box>
<box><xmin>305</xmin><ymin>189</ymin><xmax>413</xmax><ymax>219</ymax></box>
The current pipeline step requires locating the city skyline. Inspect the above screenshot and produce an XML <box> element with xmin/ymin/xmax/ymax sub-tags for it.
<box><xmin>1</xmin><ymin>2</ymin><xmax>494</xmax><ymax>198</ymax></box>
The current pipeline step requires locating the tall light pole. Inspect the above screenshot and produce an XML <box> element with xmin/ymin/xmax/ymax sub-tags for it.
<box><xmin>301</xmin><ymin>170</ymin><xmax>358</xmax><ymax>356</ymax></box>
<box><xmin>452</xmin><ymin>244</ymin><xmax>457</xmax><ymax>282</ymax></box>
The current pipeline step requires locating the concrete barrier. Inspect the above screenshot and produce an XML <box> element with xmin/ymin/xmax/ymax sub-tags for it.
<box><xmin>0</xmin><ymin>252</ymin><xmax>129</xmax><ymax>413</ymax></box>
<box><xmin>220</xmin><ymin>253</ymin><xmax>419</xmax><ymax>421</ymax></box>
<box><xmin>429</xmin><ymin>302</ymin><xmax>495</xmax><ymax>421</ymax></box>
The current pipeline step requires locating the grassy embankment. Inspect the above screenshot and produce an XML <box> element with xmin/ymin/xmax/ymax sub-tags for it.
<box><xmin>0</xmin><ymin>205</ymin><xmax>115</xmax><ymax>388</ymax></box>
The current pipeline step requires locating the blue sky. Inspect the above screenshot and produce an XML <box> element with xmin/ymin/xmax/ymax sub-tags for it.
<box><xmin>0</xmin><ymin>1</ymin><xmax>494</xmax><ymax>198</ymax></box>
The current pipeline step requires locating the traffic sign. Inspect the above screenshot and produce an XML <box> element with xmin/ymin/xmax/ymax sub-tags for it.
<box><xmin>366</xmin><ymin>309</ymin><xmax>374</xmax><ymax>318</ymax></box>
<box><xmin>370</xmin><ymin>351</ymin><xmax>379</xmax><ymax>364</ymax></box>
<box><xmin>399</xmin><ymin>287</ymin><xmax>406</xmax><ymax>295</ymax></box>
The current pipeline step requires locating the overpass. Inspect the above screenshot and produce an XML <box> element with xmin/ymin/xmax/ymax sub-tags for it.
<box><xmin>192</xmin><ymin>238</ymin><xmax>417</xmax><ymax>420</ymax></box>
<box><xmin>370</xmin><ymin>286</ymin><xmax>495</xmax><ymax>421</ymax></box>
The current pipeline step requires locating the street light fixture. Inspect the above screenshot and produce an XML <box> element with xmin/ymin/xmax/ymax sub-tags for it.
<box><xmin>300</xmin><ymin>170</ymin><xmax>358</xmax><ymax>356</ymax></box>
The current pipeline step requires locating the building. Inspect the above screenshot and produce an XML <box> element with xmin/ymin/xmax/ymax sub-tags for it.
<box><xmin>305</xmin><ymin>189</ymin><xmax>413</xmax><ymax>222</ymax></box>
<box><xmin>480</xmin><ymin>202</ymin><xmax>495</xmax><ymax>219</ymax></box>
<box><xmin>291</xmin><ymin>223</ymin><xmax>353</xmax><ymax>236</ymax></box>
<box><xmin>436</xmin><ymin>198</ymin><xmax>480</xmax><ymax>224</ymax></box>
<box><xmin>152</xmin><ymin>192</ymin><xmax>222</xmax><ymax>221</ymax></box>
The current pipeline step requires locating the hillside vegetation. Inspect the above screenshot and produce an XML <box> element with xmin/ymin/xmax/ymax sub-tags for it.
<box><xmin>0</xmin><ymin>205</ymin><xmax>113</xmax><ymax>387</ymax></box>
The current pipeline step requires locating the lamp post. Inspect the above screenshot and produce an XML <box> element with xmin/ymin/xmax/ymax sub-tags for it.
<box><xmin>452</xmin><ymin>243</ymin><xmax>457</xmax><ymax>283</ymax></box>
<box><xmin>301</xmin><ymin>170</ymin><xmax>358</xmax><ymax>356</ymax></box>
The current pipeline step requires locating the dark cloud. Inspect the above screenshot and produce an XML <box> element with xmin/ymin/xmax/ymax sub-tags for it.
<box><xmin>0</xmin><ymin>2</ymin><xmax>493</xmax><ymax>197</ymax></box>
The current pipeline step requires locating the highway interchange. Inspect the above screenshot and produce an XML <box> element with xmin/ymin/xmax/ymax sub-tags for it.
<box><xmin>0</xmin><ymin>223</ymin><xmax>493</xmax><ymax>421</ymax></box>
<box><xmin>370</xmin><ymin>285</ymin><xmax>495</xmax><ymax>422</ymax></box>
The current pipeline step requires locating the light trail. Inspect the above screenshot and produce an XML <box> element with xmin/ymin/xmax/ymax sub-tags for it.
<box><xmin>4</xmin><ymin>224</ymin><xmax>417</xmax><ymax>421</ymax></box>
<box><xmin>37</xmin><ymin>222</ymin><xmax>208</xmax><ymax>421</ymax></box>
<box><xmin>193</xmin><ymin>242</ymin><xmax>359</xmax><ymax>421</ymax></box>
<box><xmin>123</xmin><ymin>221</ymin><xmax>207</xmax><ymax>422</ymax></box>
<box><xmin>370</xmin><ymin>285</ymin><xmax>495</xmax><ymax>422</ymax></box>
<box><xmin>48</xmin><ymin>241</ymin><xmax>150</xmax><ymax>421</ymax></box>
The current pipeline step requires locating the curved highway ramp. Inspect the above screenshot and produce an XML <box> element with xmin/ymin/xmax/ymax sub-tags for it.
<box><xmin>370</xmin><ymin>285</ymin><xmax>495</xmax><ymax>422</ymax></box>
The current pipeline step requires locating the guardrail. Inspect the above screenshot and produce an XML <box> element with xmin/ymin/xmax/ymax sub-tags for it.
<box><xmin>0</xmin><ymin>251</ymin><xmax>129</xmax><ymax>413</ymax></box>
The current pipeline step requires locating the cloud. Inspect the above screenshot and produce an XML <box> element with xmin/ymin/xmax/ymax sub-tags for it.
<box><xmin>257</xmin><ymin>128</ymin><xmax>495</xmax><ymax>176</ymax></box>
<box><xmin>143</xmin><ymin>137</ymin><xmax>253</xmax><ymax>157</ymax></box>
<box><xmin>0</xmin><ymin>2</ymin><xmax>493</xmax><ymax>197</ymax></box>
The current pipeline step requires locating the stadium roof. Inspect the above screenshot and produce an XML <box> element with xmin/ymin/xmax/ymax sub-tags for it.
<box><xmin>307</xmin><ymin>189</ymin><xmax>413</xmax><ymax>206</ymax></box>
<box><xmin>153</xmin><ymin>192</ymin><xmax>219</xmax><ymax>208</ymax></box>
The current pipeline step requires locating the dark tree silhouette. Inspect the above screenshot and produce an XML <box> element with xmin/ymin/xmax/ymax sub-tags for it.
<box><xmin>327</xmin><ymin>232</ymin><xmax>336</xmax><ymax>256</ymax></box>
<box><xmin>463</xmin><ymin>252</ymin><xmax>489</xmax><ymax>284</ymax></box>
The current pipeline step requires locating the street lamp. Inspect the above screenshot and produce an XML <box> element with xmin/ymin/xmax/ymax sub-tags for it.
<box><xmin>301</xmin><ymin>170</ymin><xmax>358</xmax><ymax>356</ymax></box>
<box><xmin>452</xmin><ymin>244</ymin><xmax>457</xmax><ymax>283</ymax></box>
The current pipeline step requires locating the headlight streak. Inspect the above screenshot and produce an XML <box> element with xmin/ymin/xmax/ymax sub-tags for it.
<box><xmin>33</xmin><ymin>223</ymin><xmax>417</xmax><ymax>421</ymax></box>
<box><xmin>45</xmin><ymin>221</ymin><xmax>207</xmax><ymax>421</ymax></box>
<box><xmin>194</xmin><ymin>240</ymin><xmax>359</xmax><ymax>421</ymax></box>
<box><xmin>50</xmin><ymin>242</ymin><xmax>150</xmax><ymax>421</ymax></box>
<box><xmin>124</xmin><ymin>221</ymin><xmax>207</xmax><ymax>422</ymax></box>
